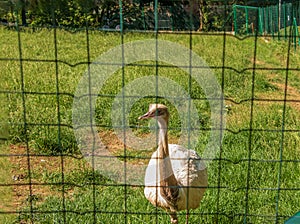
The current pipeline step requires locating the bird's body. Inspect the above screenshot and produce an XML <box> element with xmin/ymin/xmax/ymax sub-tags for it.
<box><xmin>145</xmin><ymin>144</ymin><xmax>207</xmax><ymax>211</ymax></box>
<box><xmin>139</xmin><ymin>104</ymin><xmax>208</xmax><ymax>224</ymax></box>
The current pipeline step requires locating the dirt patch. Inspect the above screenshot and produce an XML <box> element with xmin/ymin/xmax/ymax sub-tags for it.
<box><xmin>99</xmin><ymin>129</ymin><xmax>179</xmax><ymax>153</ymax></box>
<box><xmin>250</xmin><ymin>57</ymin><xmax>267</xmax><ymax>66</ymax></box>
<box><xmin>98</xmin><ymin>131</ymin><xmax>127</xmax><ymax>155</ymax></box>
<box><xmin>9</xmin><ymin>132</ymin><xmax>135</xmax><ymax>211</ymax></box>
<box><xmin>9</xmin><ymin>130</ymin><xmax>185</xmax><ymax>213</ymax></box>
<box><xmin>272</xmin><ymin>82</ymin><xmax>300</xmax><ymax>110</ymax></box>
<box><xmin>258</xmin><ymin>81</ymin><xmax>300</xmax><ymax>111</ymax></box>
<box><xmin>9</xmin><ymin>144</ymin><xmax>88</xmax><ymax>210</ymax></box>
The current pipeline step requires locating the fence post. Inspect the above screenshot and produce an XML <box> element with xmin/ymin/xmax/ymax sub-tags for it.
<box><xmin>278</xmin><ymin>3</ymin><xmax>281</xmax><ymax>40</ymax></box>
<box><xmin>233</xmin><ymin>4</ymin><xmax>237</xmax><ymax>35</ymax></box>
<box><xmin>154</xmin><ymin>0</ymin><xmax>158</xmax><ymax>31</ymax></box>
<box><xmin>265</xmin><ymin>7</ymin><xmax>269</xmax><ymax>33</ymax></box>
<box><xmin>278</xmin><ymin>5</ymin><xmax>281</xmax><ymax>37</ymax></box>
<box><xmin>141</xmin><ymin>6</ymin><xmax>146</xmax><ymax>30</ymax></box>
<box><xmin>258</xmin><ymin>7</ymin><xmax>263</xmax><ymax>35</ymax></box>
<box><xmin>292</xmin><ymin>17</ymin><xmax>300</xmax><ymax>51</ymax></box>
<box><xmin>245</xmin><ymin>7</ymin><xmax>249</xmax><ymax>35</ymax></box>
<box><xmin>269</xmin><ymin>6</ymin><xmax>274</xmax><ymax>38</ymax></box>
<box><xmin>263</xmin><ymin>7</ymin><xmax>266</xmax><ymax>34</ymax></box>
<box><xmin>283</xmin><ymin>3</ymin><xmax>287</xmax><ymax>39</ymax></box>
<box><xmin>119</xmin><ymin>0</ymin><xmax>123</xmax><ymax>32</ymax></box>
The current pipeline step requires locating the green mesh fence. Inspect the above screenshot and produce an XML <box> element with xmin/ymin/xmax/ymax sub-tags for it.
<box><xmin>233</xmin><ymin>2</ymin><xmax>300</xmax><ymax>49</ymax></box>
<box><xmin>0</xmin><ymin>1</ymin><xmax>300</xmax><ymax>224</ymax></box>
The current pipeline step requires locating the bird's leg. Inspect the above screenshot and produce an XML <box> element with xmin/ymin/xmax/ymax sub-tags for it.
<box><xmin>169</xmin><ymin>212</ymin><xmax>178</xmax><ymax>224</ymax></box>
<box><xmin>185</xmin><ymin>210</ymin><xmax>189</xmax><ymax>224</ymax></box>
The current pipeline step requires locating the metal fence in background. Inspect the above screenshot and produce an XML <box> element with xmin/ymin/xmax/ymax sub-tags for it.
<box><xmin>233</xmin><ymin>2</ymin><xmax>300</xmax><ymax>49</ymax></box>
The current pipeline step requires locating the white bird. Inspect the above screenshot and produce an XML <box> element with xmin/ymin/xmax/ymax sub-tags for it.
<box><xmin>138</xmin><ymin>104</ymin><xmax>208</xmax><ymax>224</ymax></box>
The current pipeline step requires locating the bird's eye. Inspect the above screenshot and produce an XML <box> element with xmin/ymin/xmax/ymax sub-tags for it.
<box><xmin>156</xmin><ymin>109</ymin><xmax>162</xmax><ymax>115</ymax></box>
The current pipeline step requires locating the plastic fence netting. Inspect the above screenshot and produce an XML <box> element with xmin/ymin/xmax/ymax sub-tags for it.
<box><xmin>0</xmin><ymin>0</ymin><xmax>300</xmax><ymax>224</ymax></box>
<box><xmin>233</xmin><ymin>2</ymin><xmax>300</xmax><ymax>49</ymax></box>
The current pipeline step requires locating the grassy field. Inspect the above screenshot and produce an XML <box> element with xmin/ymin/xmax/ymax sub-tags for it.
<box><xmin>0</xmin><ymin>26</ymin><xmax>300</xmax><ymax>223</ymax></box>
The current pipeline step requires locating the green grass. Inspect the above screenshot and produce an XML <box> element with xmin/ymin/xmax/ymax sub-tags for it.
<box><xmin>0</xmin><ymin>143</ymin><xmax>14</xmax><ymax>224</ymax></box>
<box><xmin>0</xmin><ymin>47</ymin><xmax>14</xmax><ymax>223</ymax></box>
<box><xmin>0</xmin><ymin>26</ymin><xmax>300</xmax><ymax>223</ymax></box>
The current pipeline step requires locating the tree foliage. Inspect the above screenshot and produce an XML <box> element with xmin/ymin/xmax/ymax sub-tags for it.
<box><xmin>0</xmin><ymin>0</ymin><xmax>284</xmax><ymax>31</ymax></box>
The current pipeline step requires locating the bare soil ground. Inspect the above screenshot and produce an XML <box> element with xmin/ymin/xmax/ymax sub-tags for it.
<box><xmin>272</xmin><ymin>82</ymin><xmax>300</xmax><ymax>111</ymax></box>
<box><xmin>9</xmin><ymin>145</ymin><xmax>88</xmax><ymax>211</ymax></box>
<box><xmin>8</xmin><ymin>129</ymin><xmax>180</xmax><ymax>214</ymax></box>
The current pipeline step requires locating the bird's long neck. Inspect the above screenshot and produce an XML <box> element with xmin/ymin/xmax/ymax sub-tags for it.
<box><xmin>157</xmin><ymin>118</ymin><xmax>179</xmax><ymax>206</ymax></box>
<box><xmin>157</xmin><ymin>118</ymin><xmax>169</xmax><ymax>157</ymax></box>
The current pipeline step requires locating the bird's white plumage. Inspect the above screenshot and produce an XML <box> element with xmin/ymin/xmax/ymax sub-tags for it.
<box><xmin>139</xmin><ymin>104</ymin><xmax>207</xmax><ymax>223</ymax></box>
<box><xmin>144</xmin><ymin>143</ymin><xmax>208</xmax><ymax>212</ymax></box>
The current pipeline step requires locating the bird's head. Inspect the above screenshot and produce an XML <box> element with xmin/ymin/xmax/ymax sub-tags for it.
<box><xmin>138</xmin><ymin>104</ymin><xmax>169</xmax><ymax>121</ymax></box>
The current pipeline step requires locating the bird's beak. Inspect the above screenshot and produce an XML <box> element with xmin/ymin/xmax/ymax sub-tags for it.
<box><xmin>138</xmin><ymin>111</ymin><xmax>152</xmax><ymax>120</ymax></box>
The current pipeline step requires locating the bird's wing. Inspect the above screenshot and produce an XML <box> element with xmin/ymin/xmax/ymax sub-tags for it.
<box><xmin>168</xmin><ymin>144</ymin><xmax>206</xmax><ymax>170</ymax></box>
<box><xmin>168</xmin><ymin>144</ymin><xmax>208</xmax><ymax>210</ymax></box>
<box><xmin>144</xmin><ymin>144</ymin><xmax>208</xmax><ymax>211</ymax></box>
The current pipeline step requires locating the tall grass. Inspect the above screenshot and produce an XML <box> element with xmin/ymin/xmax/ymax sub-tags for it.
<box><xmin>0</xmin><ymin>27</ymin><xmax>300</xmax><ymax>223</ymax></box>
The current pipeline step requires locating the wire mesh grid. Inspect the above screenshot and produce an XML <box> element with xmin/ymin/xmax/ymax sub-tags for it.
<box><xmin>0</xmin><ymin>1</ymin><xmax>300</xmax><ymax>224</ymax></box>
<box><xmin>233</xmin><ymin>2</ymin><xmax>300</xmax><ymax>42</ymax></box>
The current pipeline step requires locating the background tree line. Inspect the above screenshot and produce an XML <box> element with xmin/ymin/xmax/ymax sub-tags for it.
<box><xmin>0</xmin><ymin>0</ymin><xmax>284</xmax><ymax>31</ymax></box>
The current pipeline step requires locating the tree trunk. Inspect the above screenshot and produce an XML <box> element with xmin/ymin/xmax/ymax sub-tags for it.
<box><xmin>20</xmin><ymin>0</ymin><xmax>27</xmax><ymax>26</ymax></box>
<box><xmin>198</xmin><ymin>0</ymin><xmax>204</xmax><ymax>31</ymax></box>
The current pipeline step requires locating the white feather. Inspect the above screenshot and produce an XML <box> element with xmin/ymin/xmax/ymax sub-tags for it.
<box><xmin>139</xmin><ymin>104</ymin><xmax>208</xmax><ymax>223</ymax></box>
<box><xmin>144</xmin><ymin>143</ymin><xmax>208</xmax><ymax>211</ymax></box>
